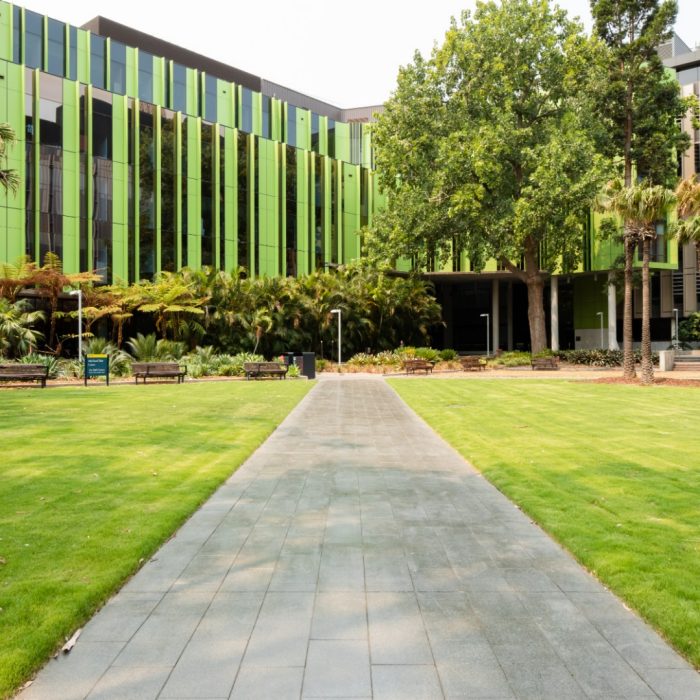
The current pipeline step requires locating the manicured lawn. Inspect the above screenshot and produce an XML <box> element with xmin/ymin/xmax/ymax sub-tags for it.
<box><xmin>0</xmin><ymin>380</ymin><xmax>311</xmax><ymax>698</ymax></box>
<box><xmin>389</xmin><ymin>378</ymin><xmax>700</xmax><ymax>668</ymax></box>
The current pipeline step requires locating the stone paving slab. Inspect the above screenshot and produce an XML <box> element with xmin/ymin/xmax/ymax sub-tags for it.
<box><xmin>18</xmin><ymin>375</ymin><xmax>700</xmax><ymax>699</ymax></box>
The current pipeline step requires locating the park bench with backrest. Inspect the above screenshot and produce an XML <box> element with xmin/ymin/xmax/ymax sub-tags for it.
<box><xmin>0</xmin><ymin>363</ymin><xmax>49</xmax><ymax>388</ymax></box>
<box><xmin>243</xmin><ymin>362</ymin><xmax>288</xmax><ymax>380</ymax></box>
<box><xmin>403</xmin><ymin>358</ymin><xmax>434</xmax><ymax>374</ymax></box>
<box><xmin>132</xmin><ymin>361</ymin><xmax>187</xmax><ymax>384</ymax></box>
<box><xmin>531</xmin><ymin>356</ymin><xmax>559</xmax><ymax>371</ymax></box>
<box><xmin>459</xmin><ymin>355</ymin><xmax>486</xmax><ymax>371</ymax></box>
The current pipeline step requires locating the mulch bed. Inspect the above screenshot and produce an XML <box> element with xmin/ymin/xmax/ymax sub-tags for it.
<box><xmin>589</xmin><ymin>376</ymin><xmax>700</xmax><ymax>387</ymax></box>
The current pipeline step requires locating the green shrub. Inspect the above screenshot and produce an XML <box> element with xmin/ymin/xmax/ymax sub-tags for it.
<box><xmin>439</xmin><ymin>348</ymin><xmax>458</xmax><ymax>361</ymax></box>
<box><xmin>556</xmin><ymin>349</ymin><xmax>659</xmax><ymax>367</ymax></box>
<box><xmin>679</xmin><ymin>312</ymin><xmax>700</xmax><ymax>342</ymax></box>
<box><xmin>414</xmin><ymin>347</ymin><xmax>441</xmax><ymax>363</ymax></box>
<box><xmin>488</xmin><ymin>351</ymin><xmax>532</xmax><ymax>367</ymax></box>
<box><xmin>287</xmin><ymin>364</ymin><xmax>301</xmax><ymax>378</ymax></box>
<box><xmin>18</xmin><ymin>352</ymin><xmax>59</xmax><ymax>378</ymax></box>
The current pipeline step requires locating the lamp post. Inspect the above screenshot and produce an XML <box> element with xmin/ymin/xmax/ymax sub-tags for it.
<box><xmin>69</xmin><ymin>289</ymin><xmax>83</xmax><ymax>364</ymax></box>
<box><xmin>596</xmin><ymin>311</ymin><xmax>604</xmax><ymax>349</ymax></box>
<box><xmin>480</xmin><ymin>313</ymin><xmax>490</xmax><ymax>356</ymax></box>
<box><xmin>330</xmin><ymin>309</ymin><xmax>342</xmax><ymax>366</ymax></box>
<box><xmin>673</xmin><ymin>308</ymin><xmax>679</xmax><ymax>350</ymax></box>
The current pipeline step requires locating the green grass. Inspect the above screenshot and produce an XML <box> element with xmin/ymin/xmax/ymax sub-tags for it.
<box><xmin>0</xmin><ymin>380</ymin><xmax>311</xmax><ymax>698</ymax></box>
<box><xmin>388</xmin><ymin>378</ymin><xmax>700</xmax><ymax>668</ymax></box>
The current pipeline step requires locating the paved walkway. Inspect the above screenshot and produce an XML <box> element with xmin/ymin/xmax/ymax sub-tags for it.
<box><xmin>21</xmin><ymin>376</ymin><xmax>700</xmax><ymax>699</ymax></box>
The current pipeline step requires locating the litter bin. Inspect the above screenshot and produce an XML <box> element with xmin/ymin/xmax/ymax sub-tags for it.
<box><xmin>301</xmin><ymin>352</ymin><xmax>316</xmax><ymax>379</ymax></box>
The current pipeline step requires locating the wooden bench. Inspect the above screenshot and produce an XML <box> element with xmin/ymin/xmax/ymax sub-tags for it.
<box><xmin>0</xmin><ymin>363</ymin><xmax>49</xmax><ymax>388</ymax></box>
<box><xmin>531</xmin><ymin>356</ymin><xmax>559</xmax><ymax>371</ymax></box>
<box><xmin>459</xmin><ymin>356</ymin><xmax>486</xmax><ymax>371</ymax></box>
<box><xmin>243</xmin><ymin>362</ymin><xmax>288</xmax><ymax>380</ymax></box>
<box><xmin>403</xmin><ymin>359</ymin><xmax>434</xmax><ymax>374</ymax></box>
<box><xmin>132</xmin><ymin>361</ymin><xmax>187</xmax><ymax>384</ymax></box>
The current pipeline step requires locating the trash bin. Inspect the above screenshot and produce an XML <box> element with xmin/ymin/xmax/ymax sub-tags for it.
<box><xmin>301</xmin><ymin>352</ymin><xmax>316</xmax><ymax>379</ymax></box>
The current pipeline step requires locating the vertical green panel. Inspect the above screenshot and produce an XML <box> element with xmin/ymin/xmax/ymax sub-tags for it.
<box><xmin>32</xmin><ymin>70</ymin><xmax>40</xmax><ymax>261</ymax></box>
<box><xmin>186</xmin><ymin>67</ymin><xmax>197</xmax><ymax>117</ymax></box>
<box><xmin>133</xmin><ymin>103</ymin><xmax>140</xmax><ymax>281</ymax></box>
<box><xmin>258</xmin><ymin>138</ymin><xmax>271</xmax><ymax>275</ymax></box>
<box><xmin>224</xmin><ymin>127</ymin><xmax>236</xmax><ymax>271</ymax></box>
<box><xmin>334</xmin><ymin>122</ymin><xmax>350</xmax><ymax>162</ymax></box>
<box><xmin>77</xmin><ymin>29</ymin><xmax>90</xmax><ymax>84</ymax></box>
<box><xmin>0</xmin><ymin>1</ymin><xmax>11</xmax><ymax>61</ymax></box>
<box><xmin>217</xmin><ymin>79</ymin><xmax>233</xmax><ymax>127</ymax></box>
<box><xmin>153</xmin><ymin>56</ymin><xmax>165</xmax><ymax>106</ymax></box>
<box><xmin>323</xmin><ymin>156</ymin><xmax>331</xmax><ymax>268</ymax></box>
<box><xmin>362</xmin><ymin>125</ymin><xmax>373</xmax><ymax>169</ymax></box>
<box><xmin>104</xmin><ymin>38</ymin><xmax>111</xmax><ymax>89</ymax></box>
<box><xmin>248</xmin><ymin>134</ymin><xmax>255</xmax><ymax>277</ymax></box>
<box><xmin>126</xmin><ymin>47</ymin><xmax>138</xmax><ymax>98</ymax></box>
<box><xmin>61</xmin><ymin>79</ymin><xmax>80</xmax><ymax>272</ymax></box>
<box><xmin>112</xmin><ymin>94</ymin><xmax>129</xmax><ymax>281</ymax></box>
<box><xmin>296</xmin><ymin>150</ymin><xmax>309</xmax><ymax>276</ymax></box>
<box><xmin>175</xmin><ymin>114</ymin><xmax>182</xmax><ymax>268</ymax></box>
<box><xmin>271</xmin><ymin>99</ymin><xmax>282</xmax><ymax>142</ymax></box>
<box><xmin>342</xmin><ymin>163</ymin><xmax>360</xmax><ymax>263</ymax></box>
<box><xmin>296</xmin><ymin>109</ymin><xmax>310</xmax><ymax>151</ymax></box>
<box><xmin>154</xmin><ymin>104</ymin><xmax>162</xmax><ymax>273</ymax></box>
<box><xmin>0</xmin><ymin>60</ymin><xmax>25</xmax><ymax>261</ymax></box>
<box><xmin>187</xmin><ymin>116</ymin><xmax>201</xmax><ymax>269</ymax></box>
<box><xmin>213</xmin><ymin>125</ymin><xmax>220</xmax><ymax>268</ymax></box>
<box><xmin>279</xmin><ymin>144</ymin><xmax>286</xmax><ymax>275</ymax></box>
<box><xmin>85</xmin><ymin>85</ymin><xmax>93</xmax><ymax>268</ymax></box>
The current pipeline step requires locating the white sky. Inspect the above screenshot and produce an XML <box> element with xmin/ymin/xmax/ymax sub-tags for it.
<box><xmin>18</xmin><ymin>0</ymin><xmax>700</xmax><ymax>108</ymax></box>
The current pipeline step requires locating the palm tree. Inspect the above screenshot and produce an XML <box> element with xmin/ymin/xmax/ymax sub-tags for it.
<box><xmin>599</xmin><ymin>180</ymin><xmax>675</xmax><ymax>385</ymax></box>
<box><xmin>0</xmin><ymin>123</ymin><xmax>20</xmax><ymax>194</ymax></box>
<box><xmin>0</xmin><ymin>298</ymin><xmax>45</xmax><ymax>358</ymax></box>
<box><xmin>675</xmin><ymin>175</ymin><xmax>700</xmax><ymax>260</ymax></box>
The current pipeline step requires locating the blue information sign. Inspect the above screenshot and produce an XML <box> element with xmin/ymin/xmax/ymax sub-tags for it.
<box><xmin>84</xmin><ymin>354</ymin><xmax>110</xmax><ymax>386</ymax></box>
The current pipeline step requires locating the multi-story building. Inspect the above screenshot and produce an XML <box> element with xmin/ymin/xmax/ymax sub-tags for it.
<box><xmin>0</xmin><ymin>2</ymin><xmax>697</xmax><ymax>352</ymax></box>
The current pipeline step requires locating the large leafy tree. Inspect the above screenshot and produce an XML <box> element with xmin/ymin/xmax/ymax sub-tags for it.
<box><xmin>370</xmin><ymin>0</ymin><xmax>608</xmax><ymax>353</ymax></box>
<box><xmin>591</xmin><ymin>0</ymin><xmax>692</xmax><ymax>379</ymax></box>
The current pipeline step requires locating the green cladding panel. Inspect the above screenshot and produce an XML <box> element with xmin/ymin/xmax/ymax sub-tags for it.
<box><xmin>296</xmin><ymin>108</ymin><xmax>310</xmax><ymax>151</ymax></box>
<box><xmin>296</xmin><ymin>150</ymin><xmax>310</xmax><ymax>276</ymax></box>
<box><xmin>271</xmin><ymin>99</ymin><xmax>282</xmax><ymax>142</ymax></box>
<box><xmin>342</xmin><ymin>162</ymin><xmax>360</xmax><ymax>263</ymax></box>
<box><xmin>257</xmin><ymin>137</ymin><xmax>279</xmax><ymax>276</ymax></box>
<box><xmin>217</xmin><ymin>79</ymin><xmax>234</xmax><ymax>128</ymax></box>
<box><xmin>61</xmin><ymin>79</ymin><xmax>80</xmax><ymax>273</ymax></box>
<box><xmin>0</xmin><ymin>2</ymin><xmax>11</xmax><ymax>62</ymax></box>
<box><xmin>334</xmin><ymin>122</ymin><xmax>350</xmax><ymax>163</ymax></box>
<box><xmin>126</xmin><ymin>47</ymin><xmax>137</xmax><ymax>98</ymax></box>
<box><xmin>224</xmin><ymin>127</ymin><xmax>236</xmax><ymax>271</ymax></box>
<box><xmin>153</xmin><ymin>56</ymin><xmax>165</xmax><ymax>106</ymax></box>
<box><xmin>112</xmin><ymin>94</ymin><xmax>129</xmax><ymax>282</ymax></box>
<box><xmin>187</xmin><ymin>116</ymin><xmax>201</xmax><ymax>269</ymax></box>
<box><xmin>186</xmin><ymin>67</ymin><xmax>197</xmax><ymax>117</ymax></box>
<box><xmin>77</xmin><ymin>29</ymin><xmax>90</xmax><ymax>84</ymax></box>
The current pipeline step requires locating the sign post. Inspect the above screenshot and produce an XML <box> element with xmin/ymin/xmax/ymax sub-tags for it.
<box><xmin>84</xmin><ymin>354</ymin><xmax>110</xmax><ymax>386</ymax></box>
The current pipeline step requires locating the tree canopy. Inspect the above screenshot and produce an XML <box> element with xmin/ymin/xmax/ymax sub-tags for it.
<box><xmin>369</xmin><ymin>0</ymin><xmax>609</xmax><ymax>352</ymax></box>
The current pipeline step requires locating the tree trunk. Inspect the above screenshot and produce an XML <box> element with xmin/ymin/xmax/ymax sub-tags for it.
<box><xmin>525</xmin><ymin>275</ymin><xmax>547</xmax><ymax>354</ymax></box>
<box><xmin>640</xmin><ymin>238</ymin><xmax>654</xmax><ymax>385</ymax></box>
<box><xmin>622</xmin><ymin>238</ymin><xmax>636</xmax><ymax>380</ymax></box>
<box><xmin>523</xmin><ymin>241</ymin><xmax>547</xmax><ymax>354</ymax></box>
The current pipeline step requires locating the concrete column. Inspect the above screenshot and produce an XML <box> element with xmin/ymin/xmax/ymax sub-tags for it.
<box><xmin>491</xmin><ymin>279</ymin><xmax>500</xmax><ymax>353</ymax></box>
<box><xmin>607</xmin><ymin>272</ymin><xmax>619</xmax><ymax>350</ymax></box>
<box><xmin>507</xmin><ymin>282</ymin><xmax>514</xmax><ymax>350</ymax></box>
<box><xmin>550</xmin><ymin>275</ymin><xmax>559</xmax><ymax>352</ymax></box>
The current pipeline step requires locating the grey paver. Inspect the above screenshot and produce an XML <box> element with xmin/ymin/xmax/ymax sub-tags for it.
<box><xmin>18</xmin><ymin>376</ymin><xmax>700</xmax><ymax>700</ymax></box>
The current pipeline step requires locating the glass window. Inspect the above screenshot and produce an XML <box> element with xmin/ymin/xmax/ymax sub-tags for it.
<box><xmin>201</xmin><ymin>123</ymin><xmax>214</xmax><ymax>267</ymax></box>
<box><xmin>204</xmin><ymin>74</ymin><xmax>217</xmax><ymax>123</ymax></box>
<box><xmin>90</xmin><ymin>34</ymin><xmax>106</xmax><ymax>89</ymax></box>
<box><xmin>92</xmin><ymin>96</ymin><xmax>112</xmax><ymax>159</ymax></box>
<box><xmin>314</xmin><ymin>153</ymin><xmax>324</xmax><ymax>270</ymax></box>
<box><xmin>139</xmin><ymin>104</ymin><xmax>156</xmax><ymax>279</ymax></box>
<box><xmin>181</xmin><ymin>116</ymin><xmax>188</xmax><ymax>263</ymax></box>
<box><xmin>24</xmin><ymin>10</ymin><xmax>43</xmax><ymax>70</ymax></box>
<box><xmin>286</xmin><ymin>146</ymin><xmax>297</xmax><ymax>277</ymax></box>
<box><xmin>241</xmin><ymin>87</ymin><xmax>252</xmax><ymax>133</ymax></box>
<box><xmin>330</xmin><ymin>160</ymin><xmax>338</xmax><ymax>264</ymax></box>
<box><xmin>173</xmin><ymin>63</ymin><xmax>186</xmax><ymax>112</ymax></box>
<box><xmin>262</xmin><ymin>96</ymin><xmax>271</xmax><ymax>139</ymax></box>
<box><xmin>311</xmin><ymin>113</ymin><xmax>319</xmax><ymax>152</ymax></box>
<box><xmin>69</xmin><ymin>26</ymin><xmax>77</xmax><ymax>81</ymax></box>
<box><xmin>110</xmin><ymin>40</ymin><xmax>126</xmax><ymax>95</ymax></box>
<box><xmin>327</xmin><ymin>118</ymin><xmax>335</xmax><ymax>158</ymax></box>
<box><xmin>161</xmin><ymin>110</ymin><xmax>177</xmax><ymax>272</ymax></box>
<box><xmin>138</xmin><ymin>50</ymin><xmax>154</xmax><ymax>103</ymax></box>
<box><xmin>47</xmin><ymin>18</ymin><xmax>65</xmax><ymax>76</ymax></box>
<box><xmin>219</xmin><ymin>128</ymin><xmax>226</xmax><ymax>271</ymax></box>
<box><xmin>286</xmin><ymin>105</ymin><xmax>296</xmax><ymax>147</ymax></box>
<box><xmin>237</xmin><ymin>131</ymin><xmax>248</xmax><ymax>270</ymax></box>
<box><xmin>13</xmin><ymin>6</ymin><xmax>22</xmax><ymax>64</ymax></box>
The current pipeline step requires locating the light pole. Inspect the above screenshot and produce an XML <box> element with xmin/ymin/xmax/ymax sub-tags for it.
<box><xmin>330</xmin><ymin>309</ymin><xmax>342</xmax><ymax>366</ymax></box>
<box><xmin>480</xmin><ymin>313</ymin><xmax>490</xmax><ymax>356</ymax></box>
<box><xmin>596</xmin><ymin>311</ymin><xmax>604</xmax><ymax>349</ymax></box>
<box><xmin>673</xmin><ymin>308</ymin><xmax>679</xmax><ymax>350</ymax></box>
<box><xmin>69</xmin><ymin>289</ymin><xmax>83</xmax><ymax>364</ymax></box>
